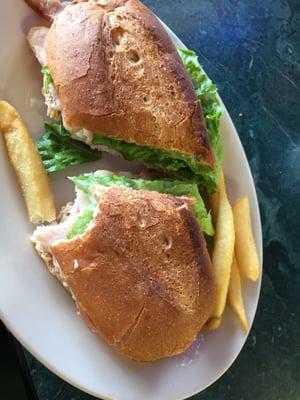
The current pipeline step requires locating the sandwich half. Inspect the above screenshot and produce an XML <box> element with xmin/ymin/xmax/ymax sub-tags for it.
<box><xmin>26</xmin><ymin>0</ymin><xmax>222</xmax><ymax>190</ymax></box>
<box><xmin>32</xmin><ymin>171</ymin><xmax>216</xmax><ymax>361</ymax></box>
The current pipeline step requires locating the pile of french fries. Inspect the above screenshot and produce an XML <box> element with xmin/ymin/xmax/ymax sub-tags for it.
<box><xmin>0</xmin><ymin>100</ymin><xmax>259</xmax><ymax>333</ymax></box>
<box><xmin>207</xmin><ymin>172</ymin><xmax>260</xmax><ymax>331</ymax></box>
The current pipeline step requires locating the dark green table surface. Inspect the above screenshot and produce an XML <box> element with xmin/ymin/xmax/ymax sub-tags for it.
<box><xmin>20</xmin><ymin>0</ymin><xmax>300</xmax><ymax>399</ymax></box>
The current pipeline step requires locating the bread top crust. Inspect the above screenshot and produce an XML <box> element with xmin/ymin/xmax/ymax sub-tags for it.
<box><xmin>45</xmin><ymin>0</ymin><xmax>214</xmax><ymax>166</ymax></box>
<box><xmin>49</xmin><ymin>186</ymin><xmax>215</xmax><ymax>361</ymax></box>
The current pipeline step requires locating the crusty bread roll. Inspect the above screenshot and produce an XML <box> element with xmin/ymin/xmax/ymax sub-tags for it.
<box><xmin>43</xmin><ymin>0</ymin><xmax>214</xmax><ymax>167</ymax></box>
<box><xmin>32</xmin><ymin>185</ymin><xmax>216</xmax><ymax>361</ymax></box>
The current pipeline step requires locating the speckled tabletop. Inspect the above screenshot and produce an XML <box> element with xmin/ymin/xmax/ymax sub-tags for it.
<box><xmin>23</xmin><ymin>0</ymin><xmax>300</xmax><ymax>399</ymax></box>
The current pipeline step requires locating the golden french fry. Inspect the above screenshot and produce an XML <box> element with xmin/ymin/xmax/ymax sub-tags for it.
<box><xmin>228</xmin><ymin>255</ymin><xmax>249</xmax><ymax>332</ymax></box>
<box><xmin>207</xmin><ymin>172</ymin><xmax>235</xmax><ymax>329</ymax></box>
<box><xmin>233</xmin><ymin>196</ymin><xmax>259</xmax><ymax>281</ymax></box>
<box><xmin>0</xmin><ymin>101</ymin><xmax>56</xmax><ymax>224</ymax></box>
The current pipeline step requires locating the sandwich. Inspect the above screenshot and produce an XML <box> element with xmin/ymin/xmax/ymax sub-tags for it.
<box><xmin>32</xmin><ymin>171</ymin><xmax>216</xmax><ymax>361</ymax></box>
<box><xmin>25</xmin><ymin>0</ymin><xmax>222</xmax><ymax>191</ymax></box>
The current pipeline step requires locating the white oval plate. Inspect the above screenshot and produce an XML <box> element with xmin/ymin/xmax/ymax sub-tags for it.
<box><xmin>0</xmin><ymin>1</ymin><xmax>262</xmax><ymax>399</ymax></box>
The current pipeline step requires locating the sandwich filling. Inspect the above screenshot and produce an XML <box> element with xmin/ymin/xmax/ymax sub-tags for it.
<box><xmin>41</xmin><ymin>66</ymin><xmax>61</xmax><ymax>120</ymax></box>
<box><xmin>32</xmin><ymin>186</ymin><xmax>96</xmax><ymax>280</ymax></box>
<box><xmin>38</xmin><ymin>50</ymin><xmax>223</xmax><ymax>192</ymax></box>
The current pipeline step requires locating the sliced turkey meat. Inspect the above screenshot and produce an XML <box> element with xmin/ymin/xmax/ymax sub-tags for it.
<box><xmin>25</xmin><ymin>0</ymin><xmax>67</xmax><ymax>21</ymax></box>
<box><xmin>27</xmin><ymin>26</ymin><xmax>49</xmax><ymax>66</ymax></box>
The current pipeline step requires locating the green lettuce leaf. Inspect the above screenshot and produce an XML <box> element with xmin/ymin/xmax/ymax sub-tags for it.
<box><xmin>65</xmin><ymin>208</ymin><xmax>94</xmax><ymax>240</ymax></box>
<box><xmin>37</xmin><ymin>122</ymin><xmax>102</xmax><ymax>173</ymax></box>
<box><xmin>41</xmin><ymin>66</ymin><xmax>53</xmax><ymax>91</ymax></box>
<box><xmin>179</xmin><ymin>49</ymin><xmax>223</xmax><ymax>180</ymax></box>
<box><xmin>67</xmin><ymin>172</ymin><xmax>214</xmax><ymax>238</ymax></box>
<box><xmin>91</xmin><ymin>135</ymin><xmax>216</xmax><ymax>189</ymax></box>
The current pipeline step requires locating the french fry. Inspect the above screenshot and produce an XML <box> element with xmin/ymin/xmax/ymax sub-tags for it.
<box><xmin>228</xmin><ymin>255</ymin><xmax>249</xmax><ymax>332</ymax></box>
<box><xmin>0</xmin><ymin>101</ymin><xmax>56</xmax><ymax>224</ymax></box>
<box><xmin>233</xmin><ymin>196</ymin><xmax>259</xmax><ymax>281</ymax></box>
<box><xmin>207</xmin><ymin>172</ymin><xmax>235</xmax><ymax>329</ymax></box>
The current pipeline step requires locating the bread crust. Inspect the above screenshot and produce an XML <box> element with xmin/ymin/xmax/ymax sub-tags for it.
<box><xmin>39</xmin><ymin>186</ymin><xmax>216</xmax><ymax>361</ymax></box>
<box><xmin>44</xmin><ymin>0</ymin><xmax>214</xmax><ymax>166</ymax></box>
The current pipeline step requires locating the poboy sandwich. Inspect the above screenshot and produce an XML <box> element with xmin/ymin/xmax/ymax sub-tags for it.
<box><xmin>25</xmin><ymin>0</ymin><xmax>222</xmax><ymax>190</ymax></box>
<box><xmin>32</xmin><ymin>171</ymin><xmax>216</xmax><ymax>361</ymax></box>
